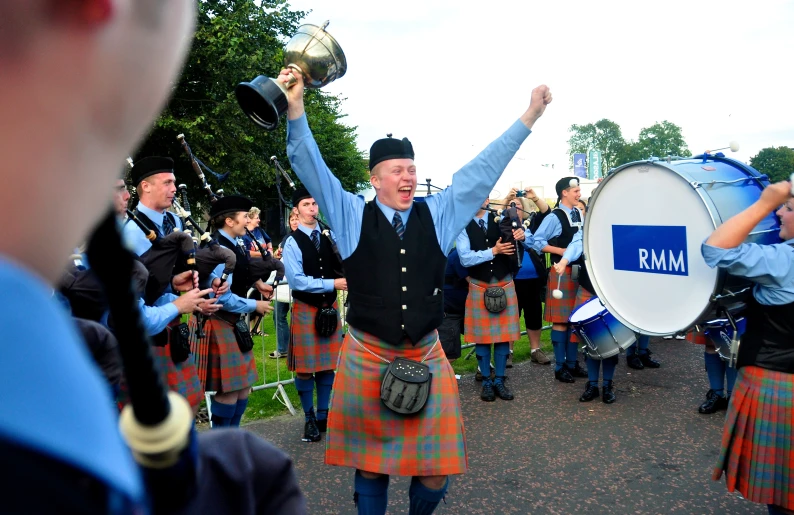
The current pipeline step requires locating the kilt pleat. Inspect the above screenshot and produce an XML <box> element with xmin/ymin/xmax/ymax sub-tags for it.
<box><xmin>463</xmin><ymin>278</ymin><xmax>520</xmax><ymax>344</ymax></box>
<box><xmin>686</xmin><ymin>330</ymin><xmax>709</xmax><ymax>345</ymax></box>
<box><xmin>288</xmin><ymin>299</ymin><xmax>342</xmax><ymax>373</ymax></box>
<box><xmin>325</xmin><ymin>327</ymin><xmax>468</xmax><ymax>477</ymax></box>
<box><xmin>544</xmin><ymin>266</ymin><xmax>580</xmax><ymax>323</ymax></box>
<box><xmin>150</xmin><ymin>343</ymin><xmax>203</xmax><ymax>411</ymax></box>
<box><xmin>205</xmin><ymin>316</ymin><xmax>258</xmax><ymax>393</ymax></box>
<box><xmin>713</xmin><ymin>366</ymin><xmax>794</xmax><ymax>509</ymax></box>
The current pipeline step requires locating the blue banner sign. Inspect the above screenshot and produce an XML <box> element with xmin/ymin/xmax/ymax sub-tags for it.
<box><xmin>612</xmin><ymin>225</ymin><xmax>688</xmax><ymax>276</ymax></box>
<box><xmin>573</xmin><ymin>153</ymin><xmax>587</xmax><ymax>178</ymax></box>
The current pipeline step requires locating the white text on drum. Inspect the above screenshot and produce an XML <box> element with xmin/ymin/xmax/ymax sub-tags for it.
<box><xmin>638</xmin><ymin>249</ymin><xmax>686</xmax><ymax>273</ymax></box>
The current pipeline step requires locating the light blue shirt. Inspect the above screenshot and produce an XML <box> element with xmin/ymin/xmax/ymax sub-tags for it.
<box><xmin>139</xmin><ymin>294</ymin><xmax>179</xmax><ymax>335</ymax></box>
<box><xmin>286</xmin><ymin>113</ymin><xmax>532</xmax><ymax>257</ymax></box>
<box><xmin>121</xmin><ymin>201</ymin><xmax>183</xmax><ymax>256</ymax></box>
<box><xmin>456</xmin><ymin>214</ymin><xmax>495</xmax><ymax>267</ymax></box>
<box><xmin>701</xmin><ymin>239</ymin><xmax>794</xmax><ymax>306</ymax></box>
<box><xmin>209</xmin><ymin>229</ymin><xmax>257</xmax><ymax>314</ymax></box>
<box><xmin>283</xmin><ymin>223</ymin><xmax>336</xmax><ymax>293</ymax></box>
<box><xmin>0</xmin><ymin>256</ymin><xmax>143</xmax><ymax>503</ymax></box>
<box><xmin>528</xmin><ymin>204</ymin><xmax>583</xmax><ymax>262</ymax></box>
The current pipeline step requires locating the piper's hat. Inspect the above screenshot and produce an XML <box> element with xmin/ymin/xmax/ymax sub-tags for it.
<box><xmin>130</xmin><ymin>157</ymin><xmax>174</xmax><ymax>185</ymax></box>
<box><xmin>369</xmin><ymin>133</ymin><xmax>414</xmax><ymax>171</ymax></box>
<box><xmin>209</xmin><ymin>195</ymin><xmax>254</xmax><ymax>219</ymax></box>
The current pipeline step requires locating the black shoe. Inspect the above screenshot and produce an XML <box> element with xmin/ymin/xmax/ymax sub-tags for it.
<box><xmin>639</xmin><ymin>352</ymin><xmax>661</xmax><ymax>369</ymax></box>
<box><xmin>493</xmin><ymin>378</ymin><xmax>514</xmax><ymax>400</ymax></box>
<box><xmin>555</xmin><ymin>367</ymin><xmax>575</xmax><ymax>383</ymax></box>
<box><xmin>302</xmin><ymin>413</ymin><xmax>321</xmax><ymax>442</ymax></box>
<box><xmin>626</xmin><ymin>354</ymin><xmax>644</xmax><ymax>370</ymax></box>
<box><xmin>579</xmin><ymin>382</ymin><xmax>600</xmax><ymax>402</ymax></box>
<box><xmin>316</xmin><ymin>418</ymin><xmax>327</xmax><ymax>433</ymax></box>
<box><xmin>568</xmin><ymin>362</ymin><xmax>588</xmax><ymax>378</ymax></box>
<box><xmin>698</xmin><ymin>389</ymin><xmax>728</xmax><ymax>414</ymax></box>
<box><xmin>481</xmin><ymin>381</ymin><xmax>496</xmax><ymax>402</ymax></box>
<box><xmin>602</xmin><ymin>381</ymin><xmax>616</xmax><ymax>404</ymax></box>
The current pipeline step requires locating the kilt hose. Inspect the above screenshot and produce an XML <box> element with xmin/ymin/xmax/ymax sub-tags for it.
<box><xmin>325</xmin><ymin>327</ymin><xmax>468</xmax><ymax>477</ymax></box>
<box><xmin>205</xmin><ymin>315</ymin><xmax>258</xmax><ymax>394</ymax></box>
<box><xmin>464</xmin><ymin>278</ymin><xmax>520</xmax><ymax>344</ymax></box>
<box><xmin>288</xmin><ymin>299</ymin><xmax>342</xmax><ymax>373</ymax></box>
<box><xmin>567</xmin><ymin>288</ymin><xmax>594</xmax><ymax>345</ymax></box>
<box><xmin>713</xmin><ymin>366</ymin><xmax>794</xmax><ymax>509</ymax></box>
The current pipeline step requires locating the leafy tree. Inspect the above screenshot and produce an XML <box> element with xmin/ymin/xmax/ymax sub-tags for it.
<box><xmin>567</xmin><ymin>119</ymin><xmax>625</xmax><ymax>175</ymax></box>
<box><xmin>750</xmin><ymin>146</ymin><xmax>794</xmax><ymax>183</ymax></box>
<box><xmin>614</xmin><ymin>121</ymin><xmax>691</xmax><ymax>165</ymax></box>
<box><xmin>134</xmin><ymin>0</ymin><xmax>369</xmax><ymax>233</ymax></box>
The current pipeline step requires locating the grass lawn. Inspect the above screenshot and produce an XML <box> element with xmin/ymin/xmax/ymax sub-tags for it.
<box><xmin>240</xmin><ymin>310</ymin><xmax>555</xmax><ymax>423</ymax></box>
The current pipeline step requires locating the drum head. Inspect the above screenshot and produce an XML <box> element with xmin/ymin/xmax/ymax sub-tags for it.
<box><xmin>569</xmin><ymin>297</ymin><xmax>605</xmax><ymax>323</ymax></box>
<box><xmin>584</xmin><ymin>162</ymin><xmax>720</xmax><ymax>335</ymax></box>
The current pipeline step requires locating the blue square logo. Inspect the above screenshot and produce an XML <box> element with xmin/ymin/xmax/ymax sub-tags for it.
<box><xmin>612</xmin><ymin>225</ymin><xmax>689</xmax><ymax>276</ymax></box>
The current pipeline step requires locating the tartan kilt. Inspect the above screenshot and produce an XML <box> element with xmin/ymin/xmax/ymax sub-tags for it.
<box><xmin>119</xmin><ymin>319</ymin><xmax>203</xmax><ymax>411</ymax></box>
<box><xmin>686</xmin><ymin>329</ymin><xmax>710</xmax><ymax>345</ymax></box>
<box><xmin>463</xmin><ymin>278</ymin><xmax>520</xmax><ymax>344</ymax></box>
<box><xmin>288</xmin><ymin>299</ymin><xmax>342</xmax><ymax>373</ymax></box>
<box><xmin>567</xmin><ymin>288</ymin><xmax>594</xmax><ymax>344</ymax></box>
<box><xmin>325</xmin><ymin>327</ymin><xmax>468</xmax><ymax>477</ymax></box>
<box><xmin>204</xmin><ymin>315</ymin><xmax>258</xmax><ymax>393</ymax></box>
<box><xmin>713</xmin><ymin>366</ymin><xmax>794</xmax><ymax>509</ymax></box>
<box><xmin>544</xmin><ymin>266</ymin><xmax>580</xmax><ymax>323</ymax></box>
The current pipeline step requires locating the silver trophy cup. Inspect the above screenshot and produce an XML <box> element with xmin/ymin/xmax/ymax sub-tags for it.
<box><xmin>236</xmin><ymin>21</ymin><xmax>347</xmax><ymax>130</ymax></box>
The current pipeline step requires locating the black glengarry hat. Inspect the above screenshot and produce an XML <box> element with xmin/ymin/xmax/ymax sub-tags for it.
<box><xmin>209</xmin><ymin>195</ymin><xmax>254</xmax><ymax>219</ymax></box>
<box><xmin>555</xmin><ymin>176</ymin><xmax>580</xmax><ymax>199</ymax></box>
<box><xmin>291</xmin><ymin>186</ymin><xmax>312</xmax><ymax>207</ymax></box>
<box><xmin>130</xmin><ymin>157</ymin><xmax>174</xmax><ymax>185</ymax></box>
<box><xmin>369</xmin><ymin>133</ymin><xmax>415</xmax><ymax>171</ymax></box>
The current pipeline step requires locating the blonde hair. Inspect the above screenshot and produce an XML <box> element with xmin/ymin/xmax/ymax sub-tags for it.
<box><xmin>248</xmin><ymin>207</ymin><xmax>261</xmax><ymax>218</ymax></box>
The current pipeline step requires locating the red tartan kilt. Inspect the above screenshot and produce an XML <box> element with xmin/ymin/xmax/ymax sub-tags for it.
<box><xmin>713</xmin><ymin>366</ymin><xmax>794</xmax><ymax>509</ymax></box>
<box><xmin>567</xmin><ymin>288</ymin><xmax>594</xmax><ymax>344</ymax></box>
<box><xmin>544</xmin><ymin>266</ymin><xmax>580</xmax><ymax>323</ymax></box>
<box><xmin>686</xmin><ymin>329</ymin><xmax>710</xmax><ymax>345</ymax></box>
<box><xmin>288</xmin><ymin>300</ymin><xmax>342</xmax><ymax>373</ymax></box>
<box><xmin>150</xmin><ymin>341</ymin><xmax>203</xmax><ymax>411</ymax></box>
<box><xmin>325</xmin><ymin>328</ymin><xmax>468</xmax><ymax>477</ymax></box>
<box><xmin>463</xmin><ymin>278</ymin><xmax>520</xmax><ymax>344</ymax></box>
<box><xmin>204</xmin><ymin>316</ymin><xmax>258</xmax><ymax>393</ymax></box>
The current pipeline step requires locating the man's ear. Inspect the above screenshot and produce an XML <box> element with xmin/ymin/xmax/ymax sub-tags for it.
<box><xmin>370</xmin><ymin>173</ymin><xmax>380</xmax><ymax>190</ymax></box>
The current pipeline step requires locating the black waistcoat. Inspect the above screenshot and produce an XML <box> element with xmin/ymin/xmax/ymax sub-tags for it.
<box><xmin>738</xmin><ymin>295</ymin><xmax>794</xmax><ymax>373</ymax></box>
<box><xmin>132</xmin><ymin>209</ymin><xmax>187</xmax><ymax>304</ymax></box>
<box><xmin>343</xmin><ymin>202</ymin><xmax>446</xmax><ymax>346</ymax></box>
<box><xmin>214</xmin><ymin>231</ymin><xmax>251</xmax><ymax>299</ymax></box>
<box><xmin>464</xmin><ymin>213</ymin><xmax>511</xmax><ymax>282</ymax></box>
<box><xmin>548</xmin><ymin>208</ymin><xmax>584</xmax><ymax>265</ymax></box>
<box><xmin>290</xmin><ymin>228</ymin><xmax>343</xmax><ymax>308</ymax></box>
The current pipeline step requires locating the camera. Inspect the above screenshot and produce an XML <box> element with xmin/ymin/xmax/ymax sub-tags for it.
<box><xmin>515</xmin><ymin>190</ymin><xmax>525</xmax><ymax>198</ymax></box>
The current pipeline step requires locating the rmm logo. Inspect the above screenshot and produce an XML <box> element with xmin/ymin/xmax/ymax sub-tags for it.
<box><xmin>612</xmin><ymin>225</ymin><xmax>689</xmax><ymax>276</ymax></box>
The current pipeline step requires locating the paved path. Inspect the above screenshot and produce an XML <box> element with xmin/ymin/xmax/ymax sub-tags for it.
<box><xmin>246</xmin><ymin>339</ymin><xmax>762</xmax><ymax>514</ymax></box>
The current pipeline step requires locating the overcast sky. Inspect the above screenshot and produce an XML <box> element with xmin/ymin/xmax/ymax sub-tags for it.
<box><xmin>282</xmin><ymin>0</ymin><xmax>794</xmax><ymax>198</ymax></box>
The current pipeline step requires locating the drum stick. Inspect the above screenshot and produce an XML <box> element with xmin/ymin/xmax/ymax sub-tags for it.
<box><xmin>552</xmin><ymin>271</ymin><xmax>563</xmax><ymax>299</ymax></box>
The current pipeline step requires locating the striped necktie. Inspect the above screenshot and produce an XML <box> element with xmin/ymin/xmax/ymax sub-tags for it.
<box><xmin>161</xmin><ymin>213</ymin><xmax>175</xmax><ymax>236</ymax></box>
<box><xmin>571</xmin><ymin>208</ymin><xmax>581</xmax><ymax>224</ymax></box>
<box><xmin>392</xmin><ymin>213</ymin><xmax>405</xmax><ymax>240</ymax></box>
<box><xmin>478</xmin><ymin>218</ymin><xmax>486</xmax><ymax>234</ymax></box>
<box><xmin>311</xmin><ymin>230</ymin><xmax>321</xmax><ymax>251</ymax></box>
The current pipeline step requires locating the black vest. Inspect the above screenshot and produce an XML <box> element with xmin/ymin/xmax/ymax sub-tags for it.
<box><xmin>548</xmin><ymin>208</ymin><xmax>584</xmax><ymax>265</ymax></box>
<box><xmin>214</xmin><ymin>231</ymin><xmax>251</xmax><ymax>299</ymax></box>
<box><xmin>289</xmin><ymin>228</ymin><xmax>343</xmax><ymax>308</ymax></box>
<box><xmin>129</xmin><ymin>209</ymin><xmax>187</xmax><ymax>305</ymax></box>
<box><xmin>464</xmin><ymin>213</ymin><xmax>511</xmax><ymax>282</ymax></box>
<box><xmin>343</xmin><ymin>202</ymin><xmax>446</xmax><ymax>345</ymax></box>
<box><xmin>738</xmin><ymin>295</ymin><xmax>794</xmax><ymax>373</ymax></box>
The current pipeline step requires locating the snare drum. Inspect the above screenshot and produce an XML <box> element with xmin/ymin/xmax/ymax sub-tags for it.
<box><xmin>569</xmin><ymin>297</ymin><xmax>636</xmax><ymax>360</ymax></box>
<box><xmin>585</xmin><ymin>155</ymin><xmax>780</xmax><ymax>336</ymax></box>
<box><xmin>702</xmin><ymin>316</ymin><xmax>747</xmax><ymax>361</ymax></box>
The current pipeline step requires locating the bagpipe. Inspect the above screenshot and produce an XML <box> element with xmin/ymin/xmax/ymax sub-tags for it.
<box><xmin>312</xmin><ymin>215</ymin><xmax>345</xmax><ymax>337</ymax></box>
<box><xmin>177</xmin><ymin>133</ymin><xmax>283</xmax><ymax>289</ymax></box>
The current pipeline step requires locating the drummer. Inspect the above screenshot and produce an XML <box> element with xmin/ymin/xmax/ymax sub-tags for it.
<box><xmin>528</xmin><ymin>177</ymin><xmax>588</xmax><ymax>383</ymax></box>
<box><xmin>703</xmin><ymin>180</ymin><xmax>794</xmax><ymax>514</ymax></box>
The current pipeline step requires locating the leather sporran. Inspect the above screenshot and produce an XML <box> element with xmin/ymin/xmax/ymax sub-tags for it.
<box><xmin>380</xmin><ymin>357</ymin><xmax>431</xmax><ymax>416</ymax></box>
<box><xmin>484</xmin><ymin>286</ymin><xmax>507</xmax><ymax>313</ymax></box>
<box><xmin>315</xmin><ymin>307</ymin><xmax>339</xmax><ymax>337</ymax></box>
<box><xmin>233</xmin><ymin>318</ymin><xmax>255</xmax><ymax>353</ymax></box>
<box><xmin>169</xmin><ymin>322</ymin><xmax>191</xmax><ymax>364</ymax></box>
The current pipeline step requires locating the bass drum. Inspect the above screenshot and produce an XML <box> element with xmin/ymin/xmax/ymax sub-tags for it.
<box><xmin>584</xmin><ymin>155</ymin><xmax>780</xmax><ymax>336</ymax></box>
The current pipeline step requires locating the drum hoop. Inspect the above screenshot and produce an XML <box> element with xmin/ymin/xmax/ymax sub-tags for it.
<box><xmin>583</xmin><ymin>158</ymin><xmax>749</xmax><ymax>336</ymax></box>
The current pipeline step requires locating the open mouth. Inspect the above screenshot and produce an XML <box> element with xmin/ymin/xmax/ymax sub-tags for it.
<box><xmin>398</xmin><ymin>187</ymin><xmax>412</xmax><ymax>201</ymax></box>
